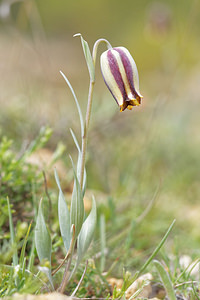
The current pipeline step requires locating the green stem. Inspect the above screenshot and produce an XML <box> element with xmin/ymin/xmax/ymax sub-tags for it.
<box><xmin>92</xmin><ymin>38</ymin><xmax>112</xmax><ymax>66</ymax></box>
<box><xmin>79</xmin><ymin>38</ymin><xmax>112</xmax><ymax>189</ymax></box>
<box><xmin>79</xmin><ymin>80</ymin><xmax>95</xmax><ymax>189</ymax></box>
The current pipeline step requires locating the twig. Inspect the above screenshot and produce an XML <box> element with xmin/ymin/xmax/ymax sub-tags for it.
<box><xmin>51</xmin><ymin>252</ymin><xmax>70</xmax><ymax>276</ymax></box>
<box><xmin>175</xmin><ymin>281</ymin><xmax>198</xmax><ymax>288</ymax></box>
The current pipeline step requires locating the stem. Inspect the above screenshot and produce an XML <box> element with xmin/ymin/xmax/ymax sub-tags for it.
<box><xmin>58</xmin><ymin>225</ymin><xmax>75</xmax><ymax>293</ymax></box>
<box><xmin>79</xmin><ymin>38</ymin><xmax>112</xmax><ymax>189</ymax></box>
<box><xmin>92</xmin><ymin>38</ymin><xmax>112</xmax><ymax>66</ymax></box>
<box><xmin>59</xmin><ymin>253</ymin><xmax>74</xmax><ymax>293</ymax></box>
<box><xmin>79</xmin><ymin>80</ymin><xmax>95</xmax><ymax>189</ymax></box>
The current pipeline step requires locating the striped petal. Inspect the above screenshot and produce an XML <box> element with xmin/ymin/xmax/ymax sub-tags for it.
<box><xmin>100</xmin><ymin>47</ymin><xmax>142</xmax><ymax>111</ymax></box>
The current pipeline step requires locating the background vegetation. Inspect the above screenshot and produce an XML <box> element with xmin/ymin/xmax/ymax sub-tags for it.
<box><xmin>0</xmin><ymin>0</ymin><xmax>200</xmax><ymax>298</ymax></box>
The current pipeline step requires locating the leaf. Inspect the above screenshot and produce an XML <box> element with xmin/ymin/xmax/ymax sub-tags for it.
<box><xmin>100</xmin><ymin>213</ymin><xmax>106</xmax><ymax>272</ymax></box>
<box><xmin>54</xmin><ymin>169</ymin><xmax>71</xmax><ymax>252</ymax></box>
<box><xmin>70</xmin><ymin>128</ymin><xmax>81</xmax><ymax>153</ymax></box>
<box><xmin>7</xmin><ymin>197</ymin><xmax>18</xmax><ymax>266</ymax></box>
<box><xmin>35</xmin><ymin>199</ymin><xmax>52</xmax><ymax>264</ymax></box>
<box><xmin>74</xmin><ymin>33</ymin><xmax>95</xmax><ymax>81</ymax></box>
<box><xmin>60</xmin><ymin>71</ymin><xmax>84</xmax><ymax>138</ymax></box>
<box><xmin>27</xmin><ymin>238</ymin><xmax>35</xmax><ymax>272</ymax></box>
<box><xmin>19</xmin><ymin>222</ymin><xmax>32</xmax><ymax>272</ymax></box>
<box><xmin>154</xmin><ymin>260</ymin><xmax>176</xmax><ymax>300</ymax></box>
<box><xmin>70</xmin><ymin>128</ymin><xmax>87</xmax><ymax>194</ymax></box>
<box><xmin>70</xmin><ymin>156</ymin><xmax>84</xmax><ymax>240</ymax></box>
<box><xmin>77</xmin><ymin>196</ymin><xmax>96</xmax><ymax>263</ymax></box>
<box><xmin>35</xmin><ymin>199</ymin><xmax>54</xmax><ymax>289</ymax></box>
<box><xmin>138</xmin><ymin>219</ymin><xmax>176</xmax><ymax>276</ymax></box>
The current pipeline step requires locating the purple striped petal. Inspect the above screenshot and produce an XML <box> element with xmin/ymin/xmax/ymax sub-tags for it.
<box><xmin>100</xmin><ymin>46</ymin><xmax>143</xmax><ymax>111</ymax></box>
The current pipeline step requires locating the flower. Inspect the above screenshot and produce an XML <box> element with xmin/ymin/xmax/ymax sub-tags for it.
<box><xmin>100</xmin><ymin>47</ymin><xmax>143</xmax><ymax>112</ymax></box>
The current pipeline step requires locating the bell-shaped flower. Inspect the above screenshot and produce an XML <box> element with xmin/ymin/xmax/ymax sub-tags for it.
<box><xmin>100</xmin><ymin>47</ymin><xmax>143</xmax><ymax>111</ymax></box>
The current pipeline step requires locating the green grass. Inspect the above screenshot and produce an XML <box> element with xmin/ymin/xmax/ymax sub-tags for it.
<box><xmin>1</xmin><ymin>0</ymin><xmax>200</xmax><ymax>296</ymax></box>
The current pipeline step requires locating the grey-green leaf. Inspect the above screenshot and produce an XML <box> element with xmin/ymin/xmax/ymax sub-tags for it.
<box><xmin>70</xmin><ymin>128</ymin><xmax>87</xmax><ymax>195</ymax></box>
<box><xmin>77</xmin><ymin>196</ymin><xmax>96</xmax><ymax>263</ymax></box>
<box><xmin>154</xmin><ymin>260</ymin><xmax>176</xmax><ymax>300</ymax></box>
<box><xmin>55</xmin><ymin>169</ymin><xmax>71</xmax><ymax>252</ymax></box>
<box><xmin>35</xmin><ymin>199</ymin><xmax>52</xmax><ymax>265</ymax></box>
<box><xmin>81</xmin><ymin>36</ymin><xmax>95</xmax><ymax>81</ymax></box>
<box><xmin>70</xmin><ymin>156</ymin><xmax>84</xmax><ymax>240</ymax></box>
<box><xmin>60</xmin><ymin>71</ymin><xmax>84</xmax><ymax>137</ymax></box>
<box><xmin>74</xmin><ymin>33</ymin><xmax>95</xmax><ymax>81</ymax></box>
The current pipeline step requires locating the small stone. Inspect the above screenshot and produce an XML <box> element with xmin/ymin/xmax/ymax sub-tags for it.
<box><xmin>108</xmin><ymin>277</ymin><xmax>124</xmax><ymax>290</ymax></box>
<box><xmin>125</xmin><ymin>273</ymin><xmax>153</xmax><ymax>299</ymax></box>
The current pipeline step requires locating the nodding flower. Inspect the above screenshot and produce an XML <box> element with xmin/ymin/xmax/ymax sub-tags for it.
<box><xmin>100</xmin><ymin>47</ymin><xmax>143</xmax><ymax>112</ymax></box>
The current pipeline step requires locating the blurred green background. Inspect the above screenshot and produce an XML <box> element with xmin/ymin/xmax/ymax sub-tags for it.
<box><xmin>1</xmin><ymin>0</ymin><xmax>200</xmax><ymax>259</ymax></box>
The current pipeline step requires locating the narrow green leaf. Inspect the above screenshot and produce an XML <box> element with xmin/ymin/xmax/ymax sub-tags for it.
<box><xmin>74</xmin><ymin>33</ymin><xmax>95</xmax><ymax>81</ymax></box>
<box><xmin>100</xmin><ymin>213</ymin><xmax>106</xmax><ymax>272</ymax></box>
<box><xmin>60</xmin><ymin>71</ymin><xmax>84</xmax><ymax>137</ymax></box>
<box><xmin>139</xmin><ymin>219</ymin><xmax>176</xmax><ymax>276</ymax></box>
<box><xmin>81</xmin><ymin>36</ymin><xmax>95</xmax><ymax>81</ymax></box>
<box><xmin>27</xmin><ymin>238</ymin><xmax>35</xmax><ymax>272</ymax></box>
<box><xmin>77</xmin><ymin>196</ymin><xmax>96</xmax><ymax>262</ymax></box>
<box><xmin>70</xmin><ymin>128</ymin><xmax>81</xmax><ymax>153</ymax></box>
<box><xmin>70</xmin><ymin>128</ymin><xmax>87</xmax><ymax>194</ymax></box>
<box><xmin>35</xmin><ymin>199</ymin><xmax>52</xmax><ymax>264</ymax></box>
<box><xmin>7</xmin><ymin>197</ymin><xmax>18</xmax><ymax>266</ymax></box>
<box><xmin>54</xmin><ymin>169</ymin><xmax>71</xmax><ymax>252</ymax></box>
<box><xmin>70</xmin><ymin>156</ymin><xmax>84</xmax><ymax>239</ymax></box>
<box><xmin>154</xmin><ymin>260</ymin><xmax>176</xmax><ymax>300</ymax></box>
<box><xmin>19</xmin><ymin>222</ymin><xmax>32</xmax><ymax>270</ymax></box>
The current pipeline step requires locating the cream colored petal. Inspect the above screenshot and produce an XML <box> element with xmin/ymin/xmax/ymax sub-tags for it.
<box><xmin>100</xmin><ymin>51</ymin><xmax>124</xmax><ymax>106</ymax></box>
<box><xmin>111</xmin><ymin>50</ymin><xmax>135</xmax><ymax>101</ymax></box>
<box><xmin>117</xmin><ymin>47</ymin><xmax>142</xmax><ymax>97</ymax></box>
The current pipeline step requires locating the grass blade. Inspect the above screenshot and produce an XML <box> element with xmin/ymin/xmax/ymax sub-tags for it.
<box><xmin>19</xmin><ymin>222</ymin><xmax>32</xmax><ymax>272</ymax></box>
<box><xmin>100</xmin><ymin>214</ymin><xmax>106</xmax><ymax>273</ymax></box>
<box><xmin>27</xmin><ymin>238</ymin><xmax>35</xmax><ymax>272</ymax></box>
<box><xmin>7</xmin><ymin>197</ymin><xmax>18</xmax><ymax>266</ymax></box>
<box><xmin>139</xmin><ymin>219</ymin><xmax>176</xmax><ymax>276</ymax></box>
